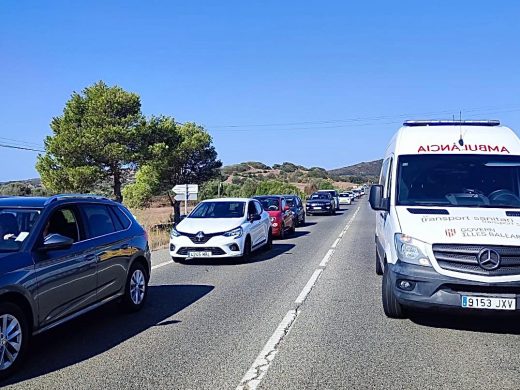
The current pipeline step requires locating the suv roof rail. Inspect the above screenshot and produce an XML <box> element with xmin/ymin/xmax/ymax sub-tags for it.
<box><xmin>44</xmin><ymin>194</ymin><xmax>109</xmax><ymax>205</ymax></box>
<box><xmin>403</xmin><ymin>120</ymin><xmax>500</xmax><ymax>127</ymax></box>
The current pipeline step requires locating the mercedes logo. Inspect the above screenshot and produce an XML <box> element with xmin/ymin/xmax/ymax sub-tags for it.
<box><xmin>477</xmin><ymin>248</ymin><xmax>501</xmax><ymax>271</ymax></box>
<box><xmin>195</xmin><ymin>231</ymin><xmax>205</xmax><ymax>242</ymax></box>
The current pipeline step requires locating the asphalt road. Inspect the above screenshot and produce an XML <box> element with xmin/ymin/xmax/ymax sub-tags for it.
<box><xmin>5</xmin><ymin>199</ymin><xmax>520</xmax><ymax>389</ymax></box>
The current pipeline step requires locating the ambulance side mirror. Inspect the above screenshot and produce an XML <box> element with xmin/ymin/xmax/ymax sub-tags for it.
<box><xmin>369</xmin><ymin>185</ymin><xmax>389</xmax><ymax>211</ymax></box>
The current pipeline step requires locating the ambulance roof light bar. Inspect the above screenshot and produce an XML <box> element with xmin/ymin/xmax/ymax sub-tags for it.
<box><xmin>403</xmin><ymin>120</ymin><xmax>500</xmax><ymax>127</ymax></box>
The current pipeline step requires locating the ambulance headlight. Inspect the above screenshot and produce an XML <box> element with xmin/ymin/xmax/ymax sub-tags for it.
<box><xmin>395</xmin><ymin>234</ymin><xmax>431</xmax><ymax>267</ymax></box>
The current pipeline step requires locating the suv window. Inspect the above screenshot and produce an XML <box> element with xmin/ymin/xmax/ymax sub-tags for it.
<box><xmin>110</xmin><ymin>206</ymin><xmax>132</xmax><ymax>230</ymax></box>
<box><xmin>45</xmin><ymin>207</ymin><xmax>80</xmax><ymax>242</ymax></box>
<box><xmin>82</xmin><ymin>204</ymin><xmax>116</xmax><ymax>238</ymax></box>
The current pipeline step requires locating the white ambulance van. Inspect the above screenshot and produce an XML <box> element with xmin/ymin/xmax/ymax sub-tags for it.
<box><xmin>370</xmin><ymin>120</ymin><xmax>520</xmax><ymax>318</ymax></box>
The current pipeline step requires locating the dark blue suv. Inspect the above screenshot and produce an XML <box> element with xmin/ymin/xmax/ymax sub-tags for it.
<box><xmin>0</xmin><ymin>195</ymin><xmax>151</xmax><ymax>378</ymax></box>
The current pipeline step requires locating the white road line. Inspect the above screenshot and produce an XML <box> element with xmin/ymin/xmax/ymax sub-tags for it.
<box><xmin>319</xmin><ymin>249</ymin><xmax>335</xmax><ymax>267</ymax></box>
<box><xmin>236</xmin><ymin>205</ymin><xmax>362</xmax><ymax>390</ymax></box>
<box><xmin>151</xmin><ymin>261</ymin><xmax>171</xmax><ymax>271</ymax></box>
<box><xmin>236</xmin><ymin>309</ymin><xmax>298</xmax><ymax>390</ymax></box>
<box><xmin>331</xmin><ymin>238</ymin><xmax>340</xmax><ymax>248</ymax></box>
<box><xmin>295</xmin><ymin>269</ymin><xmax>323</xmax><ymax>305</ymax></box>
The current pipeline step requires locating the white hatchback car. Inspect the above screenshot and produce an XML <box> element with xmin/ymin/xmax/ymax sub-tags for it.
<box><xmin>339</xmin><ymin>192</ymin><xmax>352</xmax><ymax>205</ymax></box>
<box><xmin>169</xmin><ymin>198</ymin><xmax>272</xmax><ymax>261</ymax></box>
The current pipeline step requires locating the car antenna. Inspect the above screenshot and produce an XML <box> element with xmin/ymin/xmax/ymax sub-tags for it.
<box><xmin>458</xmin><ymin>110</ymin><xmax>464</xmax><ymax>146</ymax></box>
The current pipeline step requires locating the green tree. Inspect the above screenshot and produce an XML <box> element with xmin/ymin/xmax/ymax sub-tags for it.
<box><xmin>36</xmin><ymin>81</ymin><xmax>145</xmax><ymax>202</ymax></box>
<box><xmin>318</xmin><ymin>179</ymin><xmax>335</xmax><ymax>190</ymax></box>
<box><xmin>0</xmin><ymin>183</ymin><xmax>32</xmax><ymax>196</ymax></box>
<box><xmin>122</xmin><ymin>165</ymin><xmax>161</xmax><ymax>209</ymax></box>
<box><xmin>159</xmin><ymin>122</ymin><xmax>222</xmax><ymax>188</ymax></box>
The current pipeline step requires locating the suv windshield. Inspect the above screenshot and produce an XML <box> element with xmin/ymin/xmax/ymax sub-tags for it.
<box><xmin>257</xmin><ymin>198</ymin><xmax>280</xmax><ymax>211</ymax></box>
<box><xmin>0</xmin><ymin>208</ymin><xmax>41</xmax><ymax>252</ymax></box>
<box><xmin>189</xmin><ymin>201</ymin><xmax>245</xmax><ymax>218</ymax></box>
<box><xmin>397</xmin><ymin>154</ymin><xmax>520</xmax><ymax>208</ymax></box>
<box><xmin>311</xmin><ymin>194</ymin><xmax>329</xmax><ymax>200</ymax></box>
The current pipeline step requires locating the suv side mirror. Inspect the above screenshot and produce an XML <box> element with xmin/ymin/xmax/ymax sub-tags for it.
<box><xmin>41</xmin><ymin>233</ymin><xmax>74</xmax><ymax>251</ymax></box>
<box><xmin>369</xmin><ymin>185</ymin><xmax>389</xmax><ymax>211</ymax></box>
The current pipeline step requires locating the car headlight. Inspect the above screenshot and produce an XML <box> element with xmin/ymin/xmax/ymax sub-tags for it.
<box><xmin>394</xmin><ymin>234</ymin><xmax>431</xmax><ymax>267</ymax></box>
<box><xmin>223</xmin><ymin>226</ymin><xmax>243</xmax><ymax>238</ymax></box>
<box><xmin>171</xmin><ymin>227</ymin><xmax>182</xmax><ymax>238</ymax></box>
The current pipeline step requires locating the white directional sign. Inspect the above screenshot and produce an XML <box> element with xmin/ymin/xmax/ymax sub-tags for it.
<box><xmin>173</xmin><ymin>184</ymin><xmax>199</xmax><ymax>194</ymax></box>
<box><xmin>172</xmin><ymin>184</ymin><xmax>199</xmax><ymax>214</ymax></box>
<box><xmin>174</xmin><ymin>193</ymin><xmax>198</xmax><ymax>201</ymax></box>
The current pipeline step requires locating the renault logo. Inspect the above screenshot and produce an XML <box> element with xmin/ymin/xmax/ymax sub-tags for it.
<box><xmin>195</xmin><ymin>231</ymin><xmax>205</xmax><ymax>242</ymax></box>
<box><xmin>477</xmin><ymin>248</ymin><xmax>501</xmax><ymax>271</ymax></box>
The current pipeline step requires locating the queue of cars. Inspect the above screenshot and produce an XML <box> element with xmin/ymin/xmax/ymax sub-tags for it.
<box><xmin>169</xmin><ymin>189</ymin><xmax>365</xmax><ymax>261</ymax></box>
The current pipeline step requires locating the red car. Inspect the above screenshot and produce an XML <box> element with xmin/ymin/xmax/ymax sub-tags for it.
<box><xmin>254</xmin><ymin>195</ymin><xmax>295</xmax><ymax>238</ymax></box>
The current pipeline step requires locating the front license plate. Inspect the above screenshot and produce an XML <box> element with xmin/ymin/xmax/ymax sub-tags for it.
<box><xmin>313</xmin><ymin>206</ymin><xmax>322</xmax><ymax>209</ymax></box>
<box><xmin>188</xmin><ymin>251</ymin><xmax>211</xmax><ymax>258</ymax></box>
<box><xmin>461</xmin><ymin>296</ymin><xmax>516</xmax><ymax>310</ymax></box>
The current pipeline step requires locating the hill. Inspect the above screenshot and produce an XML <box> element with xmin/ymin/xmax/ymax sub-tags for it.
<box><xmin>328</xmin><ymin>159</ymin><xmax>382</xmax><ymax>178</ymax></box>
<box><xmin>218</xmin><ymin>160</ymin><xmax>377</xmax><ymax>198</ymax></box>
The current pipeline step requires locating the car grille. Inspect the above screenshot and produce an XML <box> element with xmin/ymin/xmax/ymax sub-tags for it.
<box><xmin>177</xmin><ymin>247</ymin><xmax>226</xmax><ymax>256</ymax></box>
<box><xmin>179</xmin><ymin>231</ymin><xmax>224</xmax><ymax>244</ymax></box>
<box><xmin>433</xmin><ymin>244</ymin><xmax>520</xmax><ymax>276</ymax></box>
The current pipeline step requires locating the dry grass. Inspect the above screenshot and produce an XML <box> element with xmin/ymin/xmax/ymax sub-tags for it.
<box><xmin>131</xmin><ymin>206</ymin><xmax>173</xmax><ymax>251</ymax></box>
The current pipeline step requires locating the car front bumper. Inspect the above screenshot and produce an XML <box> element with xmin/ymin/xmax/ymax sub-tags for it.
<box><xmin>389</xmin><ymin>261</ymin><xmax>520</xmax><ymax>312</ymax></box>
<box><xmin>169</xmin><ymin>235</ymin><xmax>244</xmax><ymax>258</ymax></box>
<box><xmin>306</xmin><ymin>206</ymin><xmax>332</xmax><ymax>214</ymax></box>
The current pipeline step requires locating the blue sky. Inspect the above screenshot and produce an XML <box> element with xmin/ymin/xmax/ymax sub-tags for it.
<box><xmin>1</xmin><ymin>0</ymin><xmax>519</xmax><ymax>182</ymax></box>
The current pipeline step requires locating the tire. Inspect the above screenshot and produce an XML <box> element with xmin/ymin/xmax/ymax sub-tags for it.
<box><xmin>301</xmin><ymin>213</ymin><xmax>306</xmax><ymax>225</ymax></box>
<box><xmin>242</xmin><ymin>236</ymin><xmax>252</xmax><ymax>260</ymax></box>
<box><xmin>382</xmin><ymin>266</ymin><xmax>405</xmax><ymax>319</ymax></box>
<box><xmin>375</xmin><ymin>249</ymin><xmax>383</xmax><ymax>276</ymax></box>
<box><xmin>265</xmin><ymin>229</ymin><xmax>273</xmax><ymax>251</ymax></box>
<box><xmin>0</xmin><ymin>302</ymin><xmax>30</xmax><ymax>379</ymax></box>
<box><xmin>123</xmin><ymin>262</ymin><xmax>149</xmax><ymax>312</ymax></box>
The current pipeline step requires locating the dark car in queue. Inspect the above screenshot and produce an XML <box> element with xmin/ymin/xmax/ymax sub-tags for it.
<box><xmin>306</xmin><ymin>192</ymin><xmax>335</xmax><ymax>215</ymax></box>
<box><xmin>282</xmin><ymin>194</ymin><xmax>305</xmax><ymax>226</ymax></box>
<box><xmin>254</xmin><ymin>195</ymin><xmax>295</xmax><ymax>238</ymax></box>
<box><xmin>317</xmin><ymin>190</ymin><xmax>340</xmax><ymax>210</ymax></box>
<box><xmin>0</xmin><ymin>194</ymin><xmax>151</xmax><ymax>378</ymax></box>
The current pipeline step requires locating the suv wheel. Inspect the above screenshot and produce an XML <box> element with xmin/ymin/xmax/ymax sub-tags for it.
<box><xmin>123</xmin><ymin>263</ymin><xmax>148</xmax><ymax>312</ymax></box>
<box><xmin>0</xmin><ymin>303</ymin><xmax>29</xmax><ymax>379</ymax></box>
<box><xmin>382</xmin><ymin>266</ymin><xmax>405</xmax><ymax>319</ymax></box>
